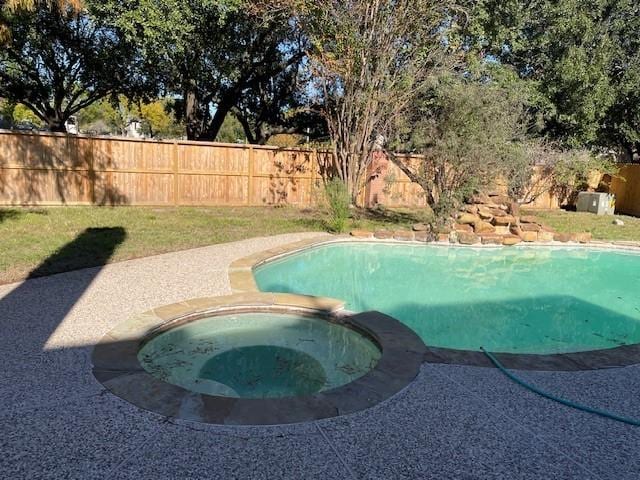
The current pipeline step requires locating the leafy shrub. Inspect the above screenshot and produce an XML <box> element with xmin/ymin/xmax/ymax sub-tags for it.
<box><xmin>324</xmin><ymin>178</ymin><xmax>350</xmax><ymax>233</ymax></box>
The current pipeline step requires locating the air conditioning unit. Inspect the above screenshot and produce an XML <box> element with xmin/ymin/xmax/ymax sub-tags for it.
<box><xmin>576</xmin><ymin>192</ymin><xmax>615</xmax><ymax>215</ymax></box>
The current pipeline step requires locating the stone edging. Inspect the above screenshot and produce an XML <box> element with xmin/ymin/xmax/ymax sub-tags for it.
<box><xmin>232</xmin><ymin>236</ymin><xmax>640</xmax><ymax>371</ymax></box>
<box><xmin>92</xmin><ymin>292</ymin><xmax>426</xmax><ymax>425</ymax></box>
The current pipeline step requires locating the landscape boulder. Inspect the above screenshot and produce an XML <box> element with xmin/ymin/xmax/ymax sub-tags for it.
<box><xmin>474</xmin><ymin>220</ymin><xmax>496</xmax><ymax>234</ymax></box>
<box><xmin>502</xmin><ymin>235</ymin><xmax>522</xmax><ymax>246</ymax></box>
<box><xmin>374</xmin><ymin>230</ymin><xmax>394</xmax><ymax>239</ymax></box>
<box><xmin>455</xmin><ymin>223</ymin><xmax>474</xmax><ymax>233</ymax></box>
<box><xmin>553</xmin><ymin>232</ymin><xmax>572</xmax><ymax>243</ymax></box>
<box><xmin>520</xmin><ymin>223</ymin><xmax>541</xmax><ymax>232</ymax></box>
<box><xmin>520</xmin><ymin>231</ymin><xmax>538</xmax><ymax>242</ymax></box>
<box><xmin>480</xmin><ymin>234</ymin><xmax>503</xmax><ymax>245</ymax></box>
<box><xmin>393</xmin><ymin>230</ymin><xmax>415</xmax><ymax>241</ymax></box>
<box><xmin>537</xmin><ymin>231</ymin><xmax>555</xmax><ymax>242</ymax></box>
<box><xmin>457</xmin><ymin>213</ymin><xmax>479</xmax><ymax>225</ymax></box>
<box><xmin>457</xmin><ymin>232</ymin><xmax>481</xmax><ymax>245</ymax></box>
<box><xmin>492</xmin><ymin>215</ymin><xmax>516</xmax><ymax>226</ymax></box>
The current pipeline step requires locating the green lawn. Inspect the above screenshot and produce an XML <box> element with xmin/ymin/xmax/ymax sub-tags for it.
<box><xmin>526</xmin><ymin>209</ymin><xmax>640</xmax><ymax>242</ymax></box>
<box><xmin>0</xmin><ymin>205</ymin><xmax>428</xmax><ymax>284</ymax></box>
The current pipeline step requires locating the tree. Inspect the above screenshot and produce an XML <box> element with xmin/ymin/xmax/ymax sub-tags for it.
<box><xmin>288</xmin><ymin>0</ymin><xmax>459</xmax><ymax>204</ymax></box>
<box><xmin>467</xmin><ymin>0</ymin><xmax>640</xmax><ymax>157</ymax></box>
<box><xmin>75</xmin><ymin>96</ymin><xmax>184</xmax><ymax>138</ymax></box>
<box><xmin>389</xmin><ymin>75</ymin><xmax>530</xmax><ymax>221</ymax></box>
<box><xmin>0</xmin><ymin>1</ymin><xmax>83</xmax><ymax>43</ymax></box>
<box><xmin>98</xmin><ymin>0</ymin><xmax>309</xmax><ymax>141</ymax></box>
<box><xmin>0</xmin><ymin>3</ymin><xmax>135</xmax><ymax>131</ymax></box>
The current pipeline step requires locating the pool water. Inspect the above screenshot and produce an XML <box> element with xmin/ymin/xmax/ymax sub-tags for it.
<box><xmin>138</xmin><ymin>312</ymin><xmax>380</xmax><ymax>398</ymax></box>
<box><xmin>254</xmin><ymin>243</ymin><xmax>640</xmax><ymax>354</ymax></box>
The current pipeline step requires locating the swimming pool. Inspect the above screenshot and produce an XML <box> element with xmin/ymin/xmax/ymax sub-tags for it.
<box><xmin>254</xmin><ymin>243</ymin><xmax>640</xmax><ymax>355</ymax></box>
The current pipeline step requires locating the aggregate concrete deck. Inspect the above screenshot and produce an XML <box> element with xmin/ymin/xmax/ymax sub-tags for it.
<box><xmin>1</xmin><ymin>233</ymin><xmax>639</xmax><ymax>479</ymax></box>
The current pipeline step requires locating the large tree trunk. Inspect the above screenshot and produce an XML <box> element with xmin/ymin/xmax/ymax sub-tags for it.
<box><xmin>184</xmin><ymin>82</ymin><xmax>203</xmax><ymax>141</ymax></box>
<box><xmin>47</xmin><ymin>118</ymin><xmax>67</xmax><ymax>133</ymax></box>
<box><xmin>198</xmin><ymin>96</ymin><xmax>235</xmax><ymax>141</ymax></box>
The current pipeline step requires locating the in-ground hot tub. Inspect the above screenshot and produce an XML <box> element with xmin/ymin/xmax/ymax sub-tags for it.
<box><xmin>138</xmin><ymin>311</ymin><xmax>381</xmax><ymax>399</ymax></box>
<box><xmin>92</xmin><ymin>293</ymin><xmax>425</xmax><ymax>425</ymax></box>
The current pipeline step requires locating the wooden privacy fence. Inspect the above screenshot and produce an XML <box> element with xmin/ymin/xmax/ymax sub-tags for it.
<box><xmin>0</xmin><ymin>130</ymin><xmax>330</xmax><ymax>207</ymax></box>
<box><xmin>1</xmin><ymin>130</ymin><xmax>640</xmax><ymax>215</ymax></box>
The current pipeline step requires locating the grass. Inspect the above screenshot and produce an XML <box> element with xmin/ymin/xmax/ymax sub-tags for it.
<box><xmin>0</xmin><ymin>205</ymin><xmax>429</xmax><ymax>284</ymax></box>
<box><xmin>525</xmin><ymin>209</ymin><xmax>640</xmax><ymax>242</ymax></box>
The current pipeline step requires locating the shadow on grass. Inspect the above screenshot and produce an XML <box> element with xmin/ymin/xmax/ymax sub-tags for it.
<box><xmin>27</xmin><ymin>227</ymin><xmax>127</xmax><ymax>280</ymax></box>
<box><xmin>0</xmin><ymin>208</ymin><xmax>22</xmax><ymax>223</ymax></box>
<box><xmin>0</xmin><ymin>207</ymin><xmax>49</xmax><ymax>224</ymax></box>
<box><xmin>0</xmin><ymin>227</ymin><xmax>126</xmax><ymax>354</ymax></box>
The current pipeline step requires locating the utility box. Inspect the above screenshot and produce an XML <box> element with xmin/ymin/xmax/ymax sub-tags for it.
<box><xmin>576</xmin><ymin>192</ymin><xmax>616</xmax><ymax>215</ymax></box>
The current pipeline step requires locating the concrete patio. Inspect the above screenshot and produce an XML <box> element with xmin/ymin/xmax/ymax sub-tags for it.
<box><xmin>1</xmin><ymin>232</ymin><xmax>638</xmax><ymax>479</ymax></box>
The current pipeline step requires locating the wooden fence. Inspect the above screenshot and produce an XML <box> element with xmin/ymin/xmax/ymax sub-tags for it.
<box><xmin>1</xmin><ymin>130</ymin><xmax>639</xmax><ymax>216</ymax></box>
<box><xmin>0</xmin><ymin>130</ymin><xmax>329</xmax><ymax>207</ymax></box>
<box><xmin>609</xmin><ymin>164</ymin><xmax>640</xmax><ymax>216</ymax></box>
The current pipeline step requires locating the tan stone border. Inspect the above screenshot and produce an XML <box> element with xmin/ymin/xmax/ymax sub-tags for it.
<box><xmin>92</xmin><ymin>292</ymin><xmax>426</xmax><ymax>425</ymax></box>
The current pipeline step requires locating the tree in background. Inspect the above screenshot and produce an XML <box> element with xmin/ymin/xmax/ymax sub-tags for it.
<box><xmin>466</xmin><ymin>0</ymin><xmax>640</xmax><ymax>158</ymax></box>
<box><xmin>0</xmin><ymin>0</ymin><xmax>82</xmax><ymax>42</ymax></box>
<box><xmin>0</xmin><ymin>2</ymin><xmax>136</xmax><ymax>131</ymax></box>
<box><xmin>76</xmin><ymin>96</ymin><xmax>184</xmax><ymax>138</ymax></box>
<box><xmin>97</xmin><ymin>0</ymin><xmax>311</xmax><ymax>142</ymax></box>
<box><xmin>287</xmin><ymin>0</ymin><xmax>459</xmax><ymax>204</ymax></box>
<box><xmin>389</xmin><ymin>74</ymin><xmax>531</xmax><ymax>221</ymax></box>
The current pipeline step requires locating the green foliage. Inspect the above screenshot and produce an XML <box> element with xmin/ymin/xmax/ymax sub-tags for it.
<box><xmin>323</xmin><ymin>178</ymin><xmax>350</xmax><ymax>233</ymax></box>
<box><xmin>0</xmin><ymin>2</ymin><xmax>136</xmax><ymax>131</ymax></box>
<box><xmin>94</xmin><ymin>0</ymin><xmax>309</xmax><ymax>141</ymax></box>
<box><xmin>467</xmin><ymin>0</ymin><xmax>640</xmax><ymax>154</ymax></box>
<box><xmin>216</xmin><ymin>114</ymin><xmax>247</xmax><ymax>143</ymax></box>
<box><xmin>76</xmin><ymin>97</ymin><xmax>184</xmax><ymax>138</ymax></box>
<box><xmin>391</xmin><ymin>74</ymin><xmax>530</xmax><ymax>222</ymax></box>
<box><xmin>12</xmin><ymin>103</ymin><xmax>42</xmax><ymax>126</ymax></box>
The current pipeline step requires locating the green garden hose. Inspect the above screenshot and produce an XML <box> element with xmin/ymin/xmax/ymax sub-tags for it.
<box><xmin>480</xmin><ymin>347</ymin><xmax>640</xmax><ymax>427</ymax></box>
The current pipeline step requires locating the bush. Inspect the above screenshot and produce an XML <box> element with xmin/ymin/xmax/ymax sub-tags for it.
<box><xmin>324</xmin><ymin>178</ymin><xmax>350</xmax><ymax>233</ymax></box>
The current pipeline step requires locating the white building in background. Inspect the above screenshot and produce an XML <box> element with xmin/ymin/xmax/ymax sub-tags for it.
<box><xmin>124</xmin><ymin>119</ymin><xmax>144</xmax><ymax>138</ymax></box>
<box><xmin>65</xmin><ymin>116</ymin><xmax>79</xmax><ymax>134</ymax></box>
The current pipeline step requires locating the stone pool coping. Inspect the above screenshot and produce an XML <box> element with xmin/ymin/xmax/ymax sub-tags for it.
<box><xmin>92</xmin><ymin>292</ymin><xmax>426</xmax><ymax>425</ymax></box>
<box><xmin>232</xmin><ymin>235</ymin><xmax>640</xmax><ymax>371</ymax></box>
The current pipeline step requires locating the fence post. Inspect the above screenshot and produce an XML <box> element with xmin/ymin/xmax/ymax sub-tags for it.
<box><xmin>173</xmin><ymin>141</ymin><xmax>179</xmax><ymax>206</ymax></box>
<box><xmin>310</xmin><ymin>149</ymin><xmax>317</xmax><ymax>206</ymax></box>
<box><xmin>247</xmin><ymin>146</ymin><xmax>254</xmax><ymax>205</ymax></box>
<box><xmin>88</xmin><ymin>138</ymin><xmax>96</xmax><ymax>204</ymax></box>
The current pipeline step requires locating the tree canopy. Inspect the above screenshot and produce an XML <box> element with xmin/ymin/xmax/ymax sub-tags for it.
<box><xmin>466</xmin><ymin>0</ymin><xmax>640</xmax><ymax>158</ymax></box>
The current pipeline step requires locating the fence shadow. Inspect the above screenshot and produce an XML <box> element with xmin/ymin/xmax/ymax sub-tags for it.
<box><xmin>0</xmin><ymin>131</ymin><xmax>128</xmax><ymax>206</ymax></box>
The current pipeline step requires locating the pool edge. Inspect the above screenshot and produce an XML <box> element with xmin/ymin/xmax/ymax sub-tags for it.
<box><xmin>91</xmin><ymin>293</ymin><xmax>426</xmax><ymax>425</ymax></box>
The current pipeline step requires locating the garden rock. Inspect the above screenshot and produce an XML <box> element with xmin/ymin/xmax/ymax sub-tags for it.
<box><xmin>502</xmin><ymin>235</ymin><xmax>522</xmax><ymax>246</ymax></box>
<box><xmin>458</xmin><ymin>232</ymin><xmax>480</xmax><ymax>245</ymax></box>
<box><xmin>474</xmin><ymin>220</ymin><xmax>496</xmax><ymax>234</ymax></box>
<box><xmin>374</xmin><ymin>230</ymin><xmax>394</xmax><ymax>239</ymax></box>
<box><xmin>393</xmin><ymin>230</ymin><xmax>415</xmax><ymax>241</ymax></box>
<box><xmin>457</xmin><ymin>213</ymin><xmax>479</xmax><ymax>225</ymax></box>
<box><xmin>350</xmin><ymin>230</ymin><xmax>373</xmax><ymax>238</ymax></box>
<box><xmin>492</xmin><ymin>215</ymin><xmax>516</xmax><ymax>226</ymax></box>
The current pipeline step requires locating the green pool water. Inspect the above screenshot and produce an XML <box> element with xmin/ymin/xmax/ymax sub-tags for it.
<box><xmin>138</xmin><ymin>312</ymin><xmax>380</xmax><ymax>398</ymax></box>
<box><xmin>254</xmin><ymin>243</ymin><xmax>640</xmax><ymax>354</ymax></box>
